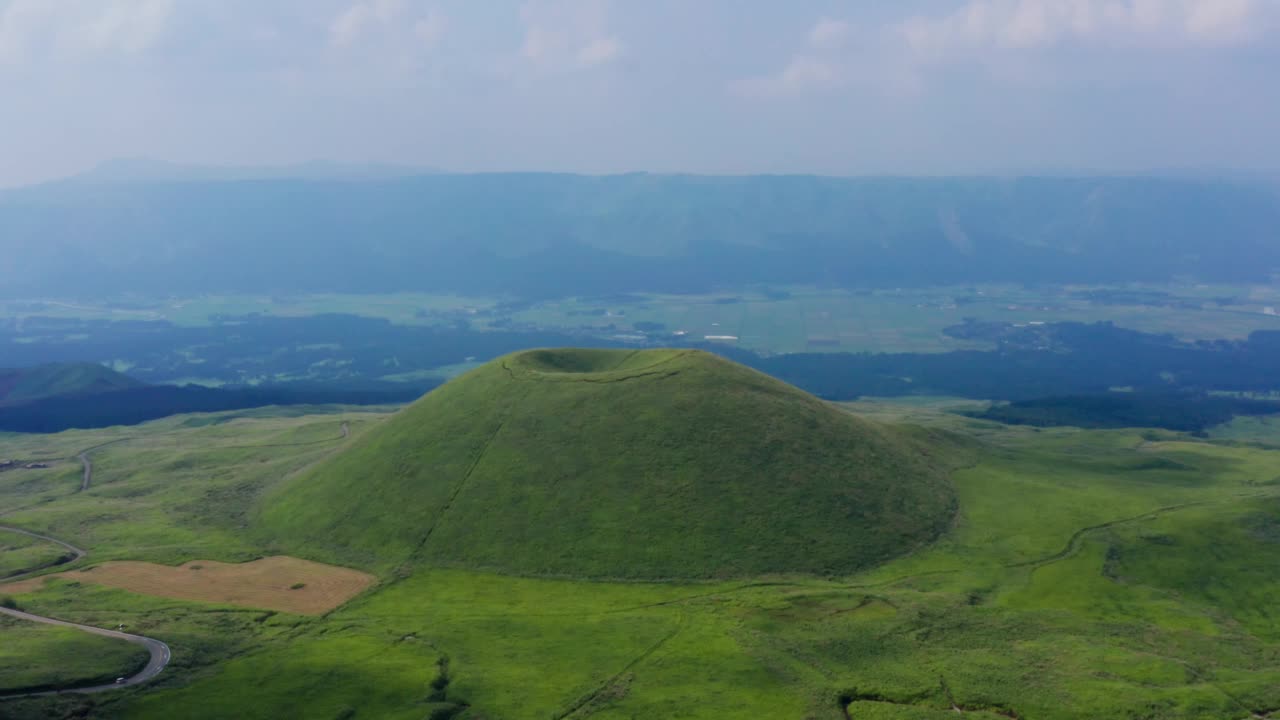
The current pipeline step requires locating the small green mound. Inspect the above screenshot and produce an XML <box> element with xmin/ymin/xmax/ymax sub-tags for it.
<box><xmin>0</xmin><ymin>362</ymin><xmax>143</xmax><ymax>406</ymax></box>
<box><xmin>259</xmin><ymin>349</ymin><xmax>957</xmax><ymax>579</ymax></box>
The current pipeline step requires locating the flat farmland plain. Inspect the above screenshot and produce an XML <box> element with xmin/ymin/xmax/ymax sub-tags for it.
<box><xmin>6</xmin><ymin>283</ymin><xmax>1280</xmax><ymax>359</ymax></box>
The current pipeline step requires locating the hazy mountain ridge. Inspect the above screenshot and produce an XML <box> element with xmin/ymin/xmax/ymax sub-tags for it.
<box><xmin>2</xmin><ymin>173</ymin><xmax>1278</xmax><ymax>298</ymax></box>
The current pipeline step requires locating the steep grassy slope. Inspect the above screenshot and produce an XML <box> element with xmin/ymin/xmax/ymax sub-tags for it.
<box><xmin>258</xmin><ymin>349</ymin><xmax>957</xmax><ymax>578</ymax></box>
<box><xmin>0</xmin><ymin>363</ymin><xmax>142</xmax><ymax>406</ymax></box>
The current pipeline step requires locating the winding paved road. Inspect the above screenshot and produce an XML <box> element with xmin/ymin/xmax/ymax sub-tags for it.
<box><xmin>0</xmin><ymin>606</ymin><xmax>171</xmax><ymax>699</ymax></box>
<box><xmin>0</xmin><ymin>422</ymin><xmax>354</xmax><ymax>700</ymax></box>
<box><xmin>0</xmin><ymin>525</ymin><xmax>85</xmax><ymax>582</ymax></box>
<box><xmin>0</xmin><ymin>447</ymin><xmax>171</xmax><ymax>700</ymax></box>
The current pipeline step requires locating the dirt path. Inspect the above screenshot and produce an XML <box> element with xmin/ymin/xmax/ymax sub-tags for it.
<box><xmin>0</xmin><ymin>606</ymin><xmax>171</xmax><ymax>699</ymax></box>
<box><xmin>554</xmin><ymin>613</ymin><xmax>685</xmax><ymax>720</ymax></box>
<box><xmin>78</xmin><ymin>451</ymin><xmax>92</xmax><ymax>492</ymax></box>
<box><xmin>409</xmin><ymin>396</ymin><xmax>522</xmax><ymax>562</ymax></box>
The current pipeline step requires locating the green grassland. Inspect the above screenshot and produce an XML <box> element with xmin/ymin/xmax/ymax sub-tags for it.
<box><xmin>0</xmin><ymin>614</ymin><xmax>149</xmax><ymax>694</ymax></box>
<box><xmin>0</xmin><ymin>531</ymin><xmax>71</xmax><ymax>579</ymax></box>
<box><xmin>0</xmin><ymin>461</ymin><xmax>85</xmax><ymax>517</ymax></box>
<box><xmin>0</xmin><ymin>410</ymin><xmax>387</xmax><ymax>568</ymax></box>
<box><xmin>0</xmin><ymin>391</ymin><xmax>1279</xmax><ymax>718</ymax></box>
<box><xmin>1208</xmin><ymin>414</ymin><xmax>1280</xmax><ymax>447</ymax></box>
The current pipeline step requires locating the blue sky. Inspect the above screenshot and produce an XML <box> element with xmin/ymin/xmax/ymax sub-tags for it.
<box><xmin>1</xmin><ymin>0</ymin><xmax>1278</xmax><ymax>186</ymax></box>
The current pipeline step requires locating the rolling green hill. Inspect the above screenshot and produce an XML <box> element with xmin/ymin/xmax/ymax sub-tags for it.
<box><xmin>259</xmin><ymin>348</ymin><xmax>957</xmax><ymax>578</ymax></box>
<box><xmin>5</xmin><ymin>401</ymin><xmax>1280</xmax><ymax>719</ymax></box>
<box><xmin>0</xmin><ymin>362</ymin><xmax>142</xmax><ymax>407</ymax></box>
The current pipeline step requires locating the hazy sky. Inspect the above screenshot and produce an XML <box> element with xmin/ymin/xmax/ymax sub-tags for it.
<box><xmin>1</xmin><ymin>0</ymin><xmax>1278</xmax><ymax>186</ymax></box>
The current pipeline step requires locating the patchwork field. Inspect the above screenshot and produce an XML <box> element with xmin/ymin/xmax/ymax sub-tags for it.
<box><xmin>0</xmin><ymin>400</ymin><xmax>1278</xmax><ymax>719</ymax></box>
<box><xmin>6</xmin><ymin>556</ymin><xmax>374</xmax><ymax>615</ymax></box>
<box><xmin>7</xmin><ymin>283</ymin><xmax>1280</xmax><ymax>359</ymax></box>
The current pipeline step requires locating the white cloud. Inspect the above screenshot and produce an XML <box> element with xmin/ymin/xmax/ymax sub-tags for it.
<box><xmin>0</xmin><ymin>0</ymin><xmax>173</xmax><ymax>62</ymax></box>
<box><xmin>732</xmin><ymin>17</ymin><xmax>855</xmax><ymax>98</ymax></box>
<box><xmin>733</xmin><ymin>55</ymin><xmax>842</xmax><ymax>98</ymax></box>
<box><xmin>520</xmin><ymin>25</ymin><xmax>556</xmax><ymax>62</ymax></box>
<box><xmin>809</xmin><ymin>17</ymin><xmax>851</xmax><ymax>50</ymax></box>
<box><xmin>329</xmin><ymin>5</ymin><xmax>370</xmax><ymax>48</ymax></box>
<box><xmin>899</xmin><ymin>0</ymin><xmax>1275</xmax><ymax>58</ymax></box>
<box><xmin>576</xmin><ymin>35</ymin><xmax>620</xmax><ymax>66</ymax></box>
<box><xmin>329</xmin><ymin>0</ymin><xmax>445</xmax><ymax>48</ymax></box>
<box><xmin>519</xmin><ymin>0</ymin><xmax>622</xmax><ymax>70</ymax></box>
<box><xmin>1183</xmin><ymin>0</ymin><xmax>1260</xmax><ymax>44</ymax></box>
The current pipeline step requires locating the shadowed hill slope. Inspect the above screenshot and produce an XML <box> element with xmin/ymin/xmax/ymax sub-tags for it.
<box><xmin>0</xmin><ymin>362</ymin><xmax>142</xmax><ymax>406</ymax></box>
<box><xmin>258</xmin><ymin>349</ymin><xmax>957</xmax><ymax>579</ymax></box>
<box><xmin>0</xmin><ymin>362</ymin><xmax>427</xmax><ymax>432</ymax></box>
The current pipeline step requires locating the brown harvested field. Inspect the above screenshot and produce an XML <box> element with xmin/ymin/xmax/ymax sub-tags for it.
<box><xmin>4</xmin><ymin>556</ymin><xmax>375</xmax><ymax>615</ymax></box>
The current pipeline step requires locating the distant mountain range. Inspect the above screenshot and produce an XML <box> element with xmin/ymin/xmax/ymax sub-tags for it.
<box><xmin>1</xmin><ymin>171</ymin><xmax>1278</xmax><ymax>299</ymax></box>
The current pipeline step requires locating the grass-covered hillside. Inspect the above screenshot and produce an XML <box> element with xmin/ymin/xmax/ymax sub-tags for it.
<box><xmin>0</xmin><ymin>615</ymin><xmax>149</xmax><ymax>695</ymax></box>
<box><xmin>0</xmin><ymin>363</ymin><xmax>142</xmax><ymax>406</ymax></box>
<box><xmin>259</xmin><ymin>348</ymin><xmax>958</xmax><ymax>578</ymax></box>
<box><xmin>3</xmin><ymin>401</ymin><xmax>1280</xmax><ymax>718</ymax></box>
